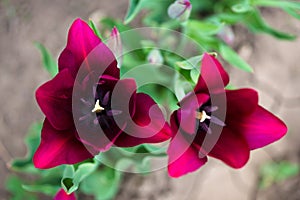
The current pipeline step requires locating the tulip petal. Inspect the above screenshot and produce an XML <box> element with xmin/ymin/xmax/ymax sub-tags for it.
<box><xmin>167</xmin><ymin>117</ymin><xmax>207</xmax><ymax>177</ymax></box>
<box><xmin>178</xmin><ymin>93</ymin><xmax>210</xmax><ymax>134</ymax></box>
<box><xmin>54</xmin><ymin>189</ymin><xmax>76</xmax><ymax>200</ymax></box>
<box><xmin>234</xmin><ymin>106</ymin><xmax>287</xmax><ymax>150</ymax></box>
<box><xmin>106</xmin><ymin>27</ymin><xmax>123</xmax><ymax>68</ymax></box>
<box><xmin>59</xmin><ymin>19</ymin><xmax>119</xmax><ymax>79</ymax></box>
<box><xmin>225</xmin><ymin>89</ymin><xmax>258</xmax><ymax>118</ymax></box>
<box><xmin>75</xmin><ymin>78</ymin><xmax>136</xmax><ymax>151</ymax></box>
<box><xmin>33</xmin><ymin>119</ymin><xmax>93</xmax><ymax>169</ymax></box>
<box><xmin>114</xmin><ymin>93</ymin><xmax>171</xmax><ymax>147</ymax></box>
<box><xmin>195</xmin><ymin>53</ymin><xmax>229</xmax><ymax>93</ymax></box>
<box><xmin>59</xmin><ymin>19</ymin><xmax>100</xmax><ymax>73</ymax></box>
<box><xmin>36</xmin><ymin>69</ymin><xmax>74</xmax><ymax>130</ymax></box>
<box><xmin>208</xmin><ymin>127</ymin><xmax>250</xmax><ymax>168</ymax></box>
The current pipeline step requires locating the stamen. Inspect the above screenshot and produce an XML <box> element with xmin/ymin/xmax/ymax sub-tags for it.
<box><xmin>196</xmin><ymin>110</ymin><xmax>211</xmax><ymax>122</ymax></box>
<box><xmin>210</xmin><ymin>116</ymin><xmax>226</xmax><ymax>127</ymax></box>
<box><xmin>92</xmin><ymin>99</ymin><xmax>105</xmax><ymax>113</ymax></box>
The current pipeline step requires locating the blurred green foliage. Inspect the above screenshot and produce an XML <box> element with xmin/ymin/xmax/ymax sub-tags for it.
<box><xmin>259</xmin><ymin>161</ymin><xmax>300</xmax><ymax>189</ymax></box>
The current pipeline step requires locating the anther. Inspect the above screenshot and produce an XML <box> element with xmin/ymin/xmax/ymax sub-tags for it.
<box><xmin>92</xmin><ymin>99</ymin><xmax>105</xmax><ymax>113</ymax></box>
<box><xmin>196</xmin><ymin>110</ymin><xmax>211</xmax><ymax>122</ymax></box>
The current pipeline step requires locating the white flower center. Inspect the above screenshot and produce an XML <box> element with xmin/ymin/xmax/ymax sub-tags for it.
<box><xmin>92</xmin><ymin>99</ymin><xmax>105</xmax><ymax>113</ymax></box>
<box><xmin>196</xmin><ymin>110</ymin><xmax>211</xmax><ymax>122</ymax></box>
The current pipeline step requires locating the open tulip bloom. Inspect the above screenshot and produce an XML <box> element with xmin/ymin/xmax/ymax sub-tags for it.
<box><xmin>33</xmin><ymin>19</ymin><xmax>287</xmax><ymax>181</ymax></box>
<box><xmin>34</xmin><ymin>19</ymin><xmax>171</xmax><ymax>169</ymax></box>
<box><xmin>167</xmin><ymin>53</ymin><xmax>287</xmax><ymax>178</ymax></box>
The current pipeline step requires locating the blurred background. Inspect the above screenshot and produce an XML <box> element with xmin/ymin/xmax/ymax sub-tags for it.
<box><xmin>0</xmin><ymin>0</ymin><xmax>300</xmax><ymax>199</ymax></box>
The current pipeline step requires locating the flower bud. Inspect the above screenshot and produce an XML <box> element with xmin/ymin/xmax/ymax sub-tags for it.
<box><xmin>168</xmin><ymin>0</ymin><xmax>192</xmax><ymax>22</ymax></box>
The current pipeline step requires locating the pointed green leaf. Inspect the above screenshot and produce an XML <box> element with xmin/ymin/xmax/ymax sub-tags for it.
<box><xmin>35</xmin><ymin>43</ymin><xmax>58</xmax><ymax>77</ymax></box>
<box><xmin>124</xmin><ymin>0</ymin><xmax>149</xmax><ymax>24</ymax></box>
<box><xmin>219</xmin><ymin>44</ymin><xmax>253</xmax><ymax>72</ymax></box>
<box><xmin>61</xmin><ymin>162</ymin><xmax>99</xmax><ymax>194</ymax></box>
<box><xmin>175</xmin><ymin>55</ymin><xmax>203</xmax><ymax>70</ymax></box>
<box><xmin>22</xmin><ymin>184</ymin><xmax>59</xmax><ymax>196</ymax></box>
<box><xmin>88</xmin><ymin>20</ymin><xmax>103</xmax><ymax>40</ymax></box>
<box><xmin>244</xmin><ymin>10</ymin><xmax>296</xmax><ymax>40</ymax></box>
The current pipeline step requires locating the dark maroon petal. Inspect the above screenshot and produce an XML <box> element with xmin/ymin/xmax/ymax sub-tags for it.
<box><xmin>76</xmin><ymin>115</ymin><xmax>124</xmax><ymax>152</ymax></box>
<box><xmin>114</xmin><ymin>93</ymin><xmax>171</xmax><ymax>147</ymax></box>
<box><xmin>110</xmin><ymin>78</ymin><xmax>137</xmax><ymax>121</ymax></box>
<box><xmin>167</xmin><ymin>126</ymin><xmax>207</xmax><ymax>178</ymax></box>
<box><xmin>54</xmin><ymin>189</ymin><xmax>76</xmax><ymax>200</ymax></box>
<box><xmin>33</xmin><ymin>119</ymin><xmax>93</xmax><ymax>169</ymax></box>
<box><xmin>36</xmin><ymin>69</ymin><xmax>74</xmax><ymax>130</ymax></box>
<box><xmin>208</xmin><ymin>127</ymin><xmax>250</xmax><ymax>168</ymax></box>
<box><xmin>74</xmin><ymin>78</ymin><xmax>136</xmax><ymax>151</ymax></box>
<box><xmin>195</xmin><ymin>53</ymin><xmax>229</xmax><ymax>94</ymax></box>
<box><xmin>234</xmin><ymin>106</ymin><xmax>287</xmax><ymax>150</ymax></box>
<box><xmin>58</xmin><ymin>19</ymin><xmax>119</xmax><ymax>79</ymax></box>
<box><xmin>225</xmin><ymin>89</ymin><xmax>258</xmax><ymax>119</ymax></box>
<box><xmin>178</xmin><ymin>93</ymin><xmax>210</xmax><ymax>134</ymax></box>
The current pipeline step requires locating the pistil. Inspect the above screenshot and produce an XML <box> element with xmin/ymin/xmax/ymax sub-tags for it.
<box><xmin>196</xmin><ymin>110</ymin><xmax>211</xmax><ymax>122</ymax></box>
<box><xmin>92</xmin><ymin>99</ymin><xmax>105</xmax><ymax>113</ymax></box>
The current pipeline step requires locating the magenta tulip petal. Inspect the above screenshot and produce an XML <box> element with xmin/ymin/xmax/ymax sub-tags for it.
<box><xmin>59</xmin><ymin>19</ymin><xmax>119</xmax><ymax>79</ymax></box>
<box><xmin>33</xmin><ymin>119</ymin><xmax>93</xmax><ymax>169</ymax></box>
<box><xmin>195</xmin><ymin>53</ymin><xmax>229</xmax><ymax>93</ymax></box>
<box><xmin>107</xmin><ymin>26</ymin><xmax>123</xmax><ymax>68</ymax></box>
<box><xmin>178</xmin><ymin>93</ymin><xmax>210</xmax><ymax>134</ymax></box>
<box><xmin>225</xmin><ymin>89</ymin><xmax>258</xmax><ymax>118</ymax></box>
<box><xmin>208</xmin><ymin>127</ymin><xmax>250</xmax><ymax>168</ymax></box>
<box><xmin>114</xmin><ymin>93</ymin><xmax>171</xmax><ymax>147</ymax></box>
<box><xmin>36</xmin><ymin>69</ymin><xmax>74</xmax><ymax>130</ymax></box>
<box><xmin>235</xmin><ymin>106</ymin><xmax>287</xmax><ymax>150</ymax></box>
<box><xmin>167</xmin><ymin>128</ymin><xmax>207</xmax><ymax>178</ymax></box>
<box><xmin>54</xmin><ymin>189</ymin><xmax>76</xmax><ymax>200</ymax></box>
<box><xmin>58</xmin><ymin>19</ymin><xmax>100</xmax><ymax>73</ymax></box>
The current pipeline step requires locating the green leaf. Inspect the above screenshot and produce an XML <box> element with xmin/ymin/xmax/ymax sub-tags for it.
<box><xmin>22</xmin><ymin>184</ymin><xmax>59</xmax><ymax>196</ymax></box>
<box><xmin>260</xmin><ymin>161</ymin><xmax>300</xmax><ymax>189</ymax></box>
<box><xmin>124</xmin><ymin>0</ymin><xmax>151</xmax><ymax>24</ymax></box>
<box><xmin>35</xmin><ymin>43</ymin><xmax>58</xmax><ymax>77</ymax></box>
<box><xmin>186</xmin><ymin>20</ymin><xmax>223</xmax><ymax>36</ymax></box>
<box><xmin>88</xmin><ymin>20</ymin><xmax>103</xmax><ymax>40</ymax></box>
<box><xmin>11</xmin><ymin>122</ymin><xmax>42</xmax><ymax>173</ymax></box>
<box><xmin>244</xmin><ymin>10</ymin><xmax>296</xmax><ymax>40</ymax></box>
<box><xmin>175</xmin><ymin>55</ymin><xmax>203</xmax><ymax>70</ymax></box>
<box><xmin>61</xmin><ymin>162</ymin><xmax>99</xmax><ymax>194</ymax></box>
<box><xmin>219</xmin><ymin>43</ymin><xmax>253</xmax><ymax>72</ymax></box>
<box><xmin>283</xmin><ymin>7</ymin><xmax>300</xmax><ymax>20</ymax></box>
<box><xmin>232</xmin><ymin>3</ymin><xmax>253</xmax><ymax>13</ymax></box>
<box><xmin>5</xmin><ymin>175</ymin><xmax>37</xmax><ymax>200</ymax></box>
<box><xmin>190</xmin><ymin>68</ymin><xmax>200</xmax><ymax>84</ymax></box>
<box><xmin>252</xmin><ymin>0</ymin><xmax>300</xmax><ymax>10</ymax></box>
<box><xmin>80</xmin><ymin>167</ymin><xmax>122</xmax><ymax>200</ymax></box>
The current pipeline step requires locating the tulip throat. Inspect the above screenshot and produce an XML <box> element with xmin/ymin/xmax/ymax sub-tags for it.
<box><xmin>92</xmin><ymin>99</ymin><xmax>105</xmax><ymax>113</ymax></box>
<box><xmin>196</xmin><ymin>110</ymin><xmax>211</xmax><ymax>122</ymax></box>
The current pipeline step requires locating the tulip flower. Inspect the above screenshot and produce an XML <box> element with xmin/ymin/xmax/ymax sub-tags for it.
<box><xmin>34</xmin><ymin>19</ymin><xmax>171</xmax><ymax>169</ymax></box>
<box><xmin>54</xmin><ymin>189</ymin><xmax>76</xmax><ymax>200</ymax></box>
<box><xmin>168</xmin><ymin>0</ymin><xmax>192</xmax><ymax>22</ymax></box>
<box><xmin>167</xmin><ymin>53</ymin><xmax>287</xmax><ymax>177</ymax></box>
